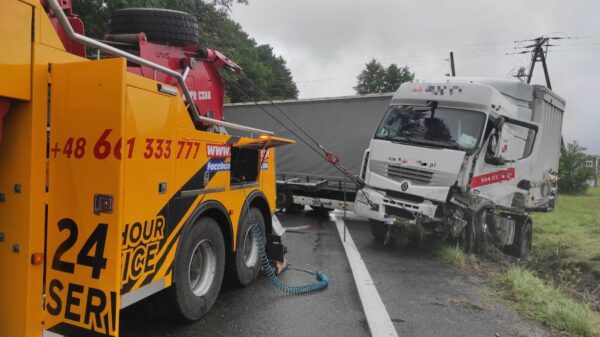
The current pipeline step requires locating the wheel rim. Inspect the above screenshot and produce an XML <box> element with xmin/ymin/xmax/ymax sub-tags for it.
<box><xmin>188</xmin><ymin>239</ymin><xmax>216</xmax><ymax>297</ymax></box>
<box><xmin>242</xmin><ymin>224</ymin><xmax>259</xmax><ymax>268</ymax></box>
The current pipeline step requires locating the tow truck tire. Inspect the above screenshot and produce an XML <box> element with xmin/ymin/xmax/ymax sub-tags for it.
<box><xmin>507</xmin><ymin>218</ymin><xmax>532</xmax><ymax>259</ymax></box>
<box><xmin>226</xmin><ymin>207</ymin><xmax>265</xmax><ymax>287</ymax></box>
<box><xmin>109</xmin><ymin>8</ymin><xmax>199</xmax><ymax>46</ymax></box>
<box><xmin>370</xmin><ymin>220</ymin><xmax>388</xmax><ymax>243</ymax></box>
<box><xmin>167</xmin><ymin>216</ymin><xmax>225</xmax><ymax>321</ymax></box>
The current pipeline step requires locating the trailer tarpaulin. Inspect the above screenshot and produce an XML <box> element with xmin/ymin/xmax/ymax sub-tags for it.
<box><xmin>224</xmin><ymin>94</ymin><xmax>392</xmax><ymax>183</ymax></box>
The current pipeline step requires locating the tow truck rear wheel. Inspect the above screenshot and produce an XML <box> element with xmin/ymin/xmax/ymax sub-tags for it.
<box><xmin>226</xmin><ymin>207</ymin><xmax>265</xmax><ymax>287</ymax></box>
<box><xmin>167</xmin><ymin>216</ymin><xmax>225</xmax><ymax>321</ymax></box>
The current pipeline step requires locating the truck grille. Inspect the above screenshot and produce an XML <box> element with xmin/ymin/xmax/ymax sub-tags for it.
<box><xmin>386</xmin><ymin>164</ymin><xmax>433</xmax><ymax>185</ymax></box>
<box><xmin>369</xmin><ymin>160</ymin><xmax>435</xmax><ymax>185</ymax></box>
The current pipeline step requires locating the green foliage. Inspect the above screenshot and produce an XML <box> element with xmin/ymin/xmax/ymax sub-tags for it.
<box><xmin>434</xmin><ymin>244</ymin><xmax>467</xmax><ymax>268</ymax></box>
<box><xmin>382</xmin><ymin>63</ymin><xmax>413</xmax><ymax>92</ymax></box>
<box><xmin>354</xmin><ymin>59</ymin><xmax>414</xmax><ymax>94</ymax></box>
<box><xmin>73</xmin><ymin>0</ymin><xmax>297</xmax><ymax>102</ymax></box>
<box><xmin>496</xmin><ymin>268</ymin><xmax>600</xmax><ymax>337</ymax></box>
<box><xmin>531</xmin><ymin>186</ymin><xmax>600</xmax><ymax>280</ymax></box>
<box><xmin>558</xmin><ymin>142</ymin><xmax>595</xmax><ymax>195</ymax></box>
<box><xmin>354</xmin><ymin>59</ymin><xmax>385</xmax><ymax>94</ymax></box>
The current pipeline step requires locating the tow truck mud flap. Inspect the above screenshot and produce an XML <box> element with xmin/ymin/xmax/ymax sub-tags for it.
<box><xmin>46</xmin><ymin>59</ymin><xmax>126</xmax><ymax>336</ymax></box>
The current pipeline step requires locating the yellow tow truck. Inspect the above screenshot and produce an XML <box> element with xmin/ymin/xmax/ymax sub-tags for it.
<box><xmin>0</xmin><ymin>0</ymin><xmax>292</xmax><ymax>336</ymax></box>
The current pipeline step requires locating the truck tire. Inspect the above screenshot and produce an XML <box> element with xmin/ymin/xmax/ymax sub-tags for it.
<box><xmin>507</xmin><ymin>218</ymin><xmax>532</xmax><ymax>259</ymax></box>
<box><xmin>310</xmin><ymin>206</ymin><xmax>334</xmax><ymax>214</ymax></box>
<box><xmin>286</xmin><ymin>203</ymin><xmax>304</xmax><ymax>213</ymax></box>
<box><xmin>109</xmin><ymin>8</ymin><xmax>199</xmax><ymax>46</ymax></box>
<box><xmin>461</xmin><ymin>210</ymin><xmax>487</xmax><ymax>254</ymax></box>
<box><xmin>167</xmin><ymin>216</ymin><xmax>225</xmax><ymax>321</ymax></box>
<box><xmin>276</xmin><ymin>190</ymin><xmax>291</xmax><ymax>209</ymax></box>
<box><xmin>225</xmin><ymin>207</ymin><xmax>265</xmax><ymax>287</ymax></box>
<box><xmin>370</xmin><ymin>220</ymin><xmax>388</xmax><ymax>243</ymax></box>
<box><xmin>458</xmin><ymin>220</ymin><xmax>476</xmax><ymax>254</ymax></box>
<box><xmin>472</xmin><ymin>210</ymin><xmax>489</xmax><ymax>254</ymax></box>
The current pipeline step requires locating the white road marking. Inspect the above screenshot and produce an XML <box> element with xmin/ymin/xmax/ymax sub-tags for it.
<box><xmin>331</xmin><ymin>213</ymin><xmax>399</xmax><ymax>337</ymax></box>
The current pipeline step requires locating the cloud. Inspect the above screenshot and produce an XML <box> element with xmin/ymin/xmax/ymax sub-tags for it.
<box><xmin>231</xmin><ymin>0</ymin><xmax>600</xmax><ymax>153</ymax></box>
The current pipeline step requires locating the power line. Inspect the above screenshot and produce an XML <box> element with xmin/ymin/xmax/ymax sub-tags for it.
<box><xmin>224</xmin><ymin>74</ymin><xmax>367</xmax><ymax>190</ymax></box>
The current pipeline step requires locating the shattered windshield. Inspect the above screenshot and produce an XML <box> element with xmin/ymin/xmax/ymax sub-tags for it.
<box><xmin>374</xmin><ymin>105</ymin><xmax>486</xmax><ymax>152</ymax></box>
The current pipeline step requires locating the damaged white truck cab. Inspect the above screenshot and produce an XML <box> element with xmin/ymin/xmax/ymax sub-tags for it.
<box><xmin>354</xmin><ymin>78</ymin><xmax>564</xmax><ymax>256</ymax></box>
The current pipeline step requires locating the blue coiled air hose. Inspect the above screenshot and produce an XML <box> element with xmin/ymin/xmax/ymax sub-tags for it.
<box><xmin>250</xmin><ymin>223</ymin><xmax>329</xmax><ymax>295</ymax></box>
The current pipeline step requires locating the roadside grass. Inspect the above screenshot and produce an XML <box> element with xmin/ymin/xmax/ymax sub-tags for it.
<box><xmin>434</xmin><ymin>244</ymin><xmax>467</xmax><ymax>268</ymax></box>
<box><xmin>433</xmin><ymin>186</ymin><xmax>600</xmax><ymax>336</ymax></box>
<box><xmin>588</xmin><ymin>184</ymin><xmax>600</xmax><ymax>197</ymax></box>
<box><xmin>531</xmin><ymin>186</ymin><xmax>600</xmax><ymax>282</ymax></box>
<box><xmin>496</xmin><ymin>267</ymin><xmax>600</xmax><ymax>337</ymax></box>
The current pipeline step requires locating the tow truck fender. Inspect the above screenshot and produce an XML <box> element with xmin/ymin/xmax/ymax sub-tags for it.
<box><xmin>240</xmin><ymin>190</ymin><xmax>273</xmax><ymax>234</ymax></box>
<box><xmin>177</xmin><ymin>200</ymin><xmax>233</xmax><ymax>253</ymax></box>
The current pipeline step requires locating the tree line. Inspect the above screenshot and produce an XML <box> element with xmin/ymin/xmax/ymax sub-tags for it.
<box><xmin>73</xmin><ymin>0</ymin><xmax>298</xmax><ymax>102</ymax></box>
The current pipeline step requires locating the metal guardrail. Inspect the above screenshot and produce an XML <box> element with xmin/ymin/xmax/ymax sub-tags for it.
<box><xmin>46</xmin><ymin>0</ymin><xmax>274</xmax><ymax>136</ymax></box>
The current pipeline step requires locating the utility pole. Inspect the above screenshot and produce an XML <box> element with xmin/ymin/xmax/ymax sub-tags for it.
<box><xmin>507</xmin><ymin>35</ymin><xmax>565</xmax><ymax>89</ymax></box>
<box><xmin>526</xmin><ymin>37</ymin><xmax>552</xmax><ymax>89</ymax></box>
<box><xmin>449</xmin><ymin>51</ymin><xmax>456</xmax><ymax>77</ymax></box>
<box><xmin>509</xmin><ymin>35</ymin><xmax>565</xmax><ymax>149</ymax></box>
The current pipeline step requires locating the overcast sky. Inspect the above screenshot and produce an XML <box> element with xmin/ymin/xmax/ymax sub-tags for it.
<box><xmin>230</xmin><ymin>0</ymin><xmax>600</xmax><ymax>154</ymax></box>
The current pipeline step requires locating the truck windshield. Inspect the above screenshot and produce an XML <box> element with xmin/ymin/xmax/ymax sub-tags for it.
<box><xmin>374</xmin><ymin>105</ymin><xmax>486</xmax><ymax>152</ymax></box>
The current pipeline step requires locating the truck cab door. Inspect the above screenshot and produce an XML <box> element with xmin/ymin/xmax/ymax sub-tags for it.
<box><xmin>470</xmin><ymin>118</ymin><xmax>538</xmax><ymax>209</ymax></box>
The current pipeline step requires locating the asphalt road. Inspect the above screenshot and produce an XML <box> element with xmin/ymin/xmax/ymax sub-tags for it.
<box><xmin>120</xmin><ymin>209</ymin><xmax>546</xmax><ymax>337</ymax></box>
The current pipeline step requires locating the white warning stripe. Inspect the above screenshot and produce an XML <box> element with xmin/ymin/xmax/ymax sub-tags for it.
<box><xmin>331</xmin><ymin>213</ymin><xmax>398</xmax><ymax>337</ymax></box>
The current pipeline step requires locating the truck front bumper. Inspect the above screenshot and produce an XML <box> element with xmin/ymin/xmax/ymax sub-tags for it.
<box><xmin>354</xmin><ymin>187</ymin><xmax>438</xmax><ymax>223</ymax></box>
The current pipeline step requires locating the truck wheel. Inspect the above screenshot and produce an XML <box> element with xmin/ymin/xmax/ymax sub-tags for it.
<box><xmin>167</xmin><ymin>217</ymin><xmax>225</xmax><ymax>321</ymax></box>
<box><xmin>508</xmin><ymin>218</ymin><xmax>532</xmax><ymax>259</ymax></box>
<box><xmin>226</xmin><ymin>207</ymin><xmax>265</xmax><ymax>287</ymax></box>
<box><xmin>458</xmin><ymin>221</ymin><xmax>476</xmax><ymax>254</ymax></box>
<box><xmin>109</xmin><ymin>8</ymin><xmax>199</xmax><ymax>46</ymax></box>
<box><xmin>310</xmin><ymin>206</ymin><xmax>334</xmax><ymax>214</ymax></box>
<box><xmin>370</xmin><ymin>220</ymin><xmax>388</xmax><ymax>243</ymax></box>
<box><xmin>286</xmin><ymin>203</ymin><xmax>304</xmax><ymax>213</ymax></box>
<box><xmin>276</xmin><ymin>190</ymin><xmax>291</xmax><ymax>209</ymax></box>
<box><xmin>461</xmin><ymin>210</ymin><xmax>487</xmax><ymax>254</ymax></box>
<box><xmin>472</xmin><ymin>210</ymin><xmax>489</xmax><ymax>254</ymax></box>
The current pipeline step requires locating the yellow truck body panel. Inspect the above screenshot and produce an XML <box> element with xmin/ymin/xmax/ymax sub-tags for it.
<box><xmin>0</xmin><ymin>2</ymin><xmax>291</xmax><ymax>336</ymax></box>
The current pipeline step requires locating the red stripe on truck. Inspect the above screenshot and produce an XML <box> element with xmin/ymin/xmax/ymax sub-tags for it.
<box><xmin>470</xmin><ymin>167</ymin><xmax>516</xmax><ymax>188</ymax></box>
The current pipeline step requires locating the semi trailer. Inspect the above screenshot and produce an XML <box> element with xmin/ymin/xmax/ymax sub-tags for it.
<box><xmin>0</xmin><ymin>1</ymin><xmax>292</xmax><ymax>336</ymax></box>
<box><xmin>224</xmin><ymin>93</ymin><xmax>393</xmax><ymax>211</ymax></box>
<box><xmin>354</xmin><ymin>78</ymin><xmax>564</xmax><ymax>256</ymax></box>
